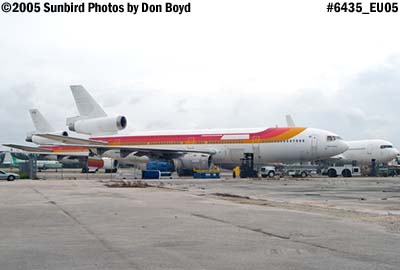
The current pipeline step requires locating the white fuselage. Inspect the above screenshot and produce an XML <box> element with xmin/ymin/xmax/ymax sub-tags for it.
<box><xmin>334</xmin><ymin>139</ymin><xmax>399</xmax><ymax>165</ymax></box>
<box><xmin>92</xmin><ymin>127</ymin><xmax>349</xmax><ymax>169</ymax></box>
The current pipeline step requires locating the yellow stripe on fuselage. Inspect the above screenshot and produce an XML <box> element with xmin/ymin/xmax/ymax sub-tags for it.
<box><xmin>264</xmin><ymin>127</ymin><xmax>306</xmax><ymax>142</ymax></box>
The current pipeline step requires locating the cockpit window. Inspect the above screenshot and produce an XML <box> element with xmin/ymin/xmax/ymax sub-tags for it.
<box><xmin>327</xmin><ymin>136</ymin><xmax>343</xmax><ymax>142</ymax></box>
<box><xmin>380</xmin><ymin>145</ymin><xmax>393</xmax><ymax>149</ymax></box>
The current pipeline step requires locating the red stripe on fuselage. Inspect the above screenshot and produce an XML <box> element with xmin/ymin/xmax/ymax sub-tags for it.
<box><xmin>91</xmin><ymin>128</ymin><xmax>295</xmax><ymax>144</ymax></box>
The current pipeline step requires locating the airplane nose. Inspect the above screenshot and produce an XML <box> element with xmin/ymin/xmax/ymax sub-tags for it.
<box><xmin>338</xmin><ymin>140</ymin><xmax>349</xmax><ymax>153</ymax></box>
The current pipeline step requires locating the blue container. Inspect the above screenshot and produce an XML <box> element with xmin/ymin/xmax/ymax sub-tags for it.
<box><xmin>146</xmin><ymin>161</ymin><xmax>173</xmax><ymax>178</ymax></box>
<box><xmin>193</xmin><ymin>172</ymin><xmax>220</xmax><ymax>179</ymax></box>
<box><xmin>142</xmin><ymin>170</ymin><xmax>161</xmax><ymax>179</ymax></box>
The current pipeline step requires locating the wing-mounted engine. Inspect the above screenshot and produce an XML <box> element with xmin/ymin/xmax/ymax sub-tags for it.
<box><xmin>26</xmin><ymin>131</ymin><xmax>69</xmax><ymax>145</ymax></box>
<box><xmin>87</xmin><ymin>157</ymin><xmax>119</xmax><ymax>173</ymax></box>
<box><xmin>67</xmin><ymin>115</ymin><xmax>127</xmax><ymax>136</ymax></box>
<box><xmin>103</xmin><ymin>157</ymin><xmax>119</xmax><ymax>171</ymax></box>
<box><xmin>173</xmin><ymin>153</ymin><xmax>212</xmax><ymax>176</ymax></box>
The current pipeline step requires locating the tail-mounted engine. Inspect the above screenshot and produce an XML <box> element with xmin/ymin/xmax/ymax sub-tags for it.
<box><xmin>67</xmin><ymin>116</ymin><xmax>127</xmax><ymax>136</ymax></box>
<box><xmin>26</xmin><ymin>131</ymin><xmax>69</xmax><ymax>145</ymax></box>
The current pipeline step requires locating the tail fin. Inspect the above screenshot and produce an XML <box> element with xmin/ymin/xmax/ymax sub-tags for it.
<box><xmin>2</xmin><ymin>152</ymin><xmax>15</xmax><ymax>166</ymax></box>
<box><xmin>29</xmin><ymin>109</ymin><xmax>55</xmax><ymax>132</ymax></box>
<box><xmin>70</xmin><ymin>85</ymin><xmax>107</xmax><ymax>118</ymax></box>
<box><xmin>10</xmin><ymin>154</ymin><xmax>18</xmax><ymax>165</ymax></box>
<box><xmin>285</xmin><ymin>115</ymin><xmax>296</xmax><ymax>127</ymax></box>
<box><xmin>0</xmin><ymin>152</ymin><xmax>5</xmax><ymax>164</ymax></box>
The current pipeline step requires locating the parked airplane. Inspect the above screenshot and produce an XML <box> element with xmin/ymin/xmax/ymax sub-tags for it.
<box><xmin>7</xmin><ymin>108</ymin><xmax>119</xmax><ymax>173</ymax></box>
<box><xmin>35</xmin><ymin>126</ymin><xmax>349</xmax><ymax>173</ymax></box>
<box><xmin>0</xmin><ymin>151</ymin><xmax>62</xmax><ymax>171</ymax></box>
<box><xmin>5</xmin><ymin>87</ymin><xmax>349</xmax><ymax>174</ymax></box>
<box><xmin>332</xmin><ymin>140</ymin><xmax>399</xmax><ymax>165</ymax></box>
<box><xmin>285</xmin><ymin>115</ymin><xmax>399</xmax><ymax>165</ymax></box>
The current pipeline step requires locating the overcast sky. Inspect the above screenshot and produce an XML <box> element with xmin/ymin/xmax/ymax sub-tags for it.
<box><xmin>1</xmin><ymin>0</ymin><xmax>399</xmax><ymax>151</ymax></box>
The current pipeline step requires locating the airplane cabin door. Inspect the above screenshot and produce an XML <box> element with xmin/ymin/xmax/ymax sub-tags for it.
<box><xmin>367</xmin><ymin>144</ymin><xmax>373</xmax><ymax>155</ymax></box>
<box><xmin>310</xmin><ymin>134</ymin><xmax>318</xmax><ymax>157</ymax></box>
<box><xmin>187</xmin><ymin>137</ymin><xmax>195</xmax><ymax>149</ymax></box>
<box><xmin>252</xmin><ymin>136</ymin><xmax>261</xmax><ymax>164</ymax></box>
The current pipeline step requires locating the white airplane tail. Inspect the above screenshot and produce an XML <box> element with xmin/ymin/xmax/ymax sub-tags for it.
<box><xmin>285</xmin><ymin>115</ymin><xmax>296</xmax><ymax>127</ymax></box>
<box><xmin>69</xmin><ymin>85</ymin><xmax>107</xmax><ymax>119</ymax></box>
<box><xmin>27</xmin><ymin>109</ymin><xmax>68</xmax><ymax>144</ymax></box>
<box><xmin>29</xmin><ymin>109</ymin><xmax>55</xmax><ymax>132</ymax></box>
<box><xmin>67</xmin><ymin>85</ymin><xmax>127</xmax><ymax>136</ymax></box>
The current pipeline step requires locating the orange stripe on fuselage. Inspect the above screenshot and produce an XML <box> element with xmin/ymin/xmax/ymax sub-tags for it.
<box><xmin>263</xmin><ymin>127</ymin><xmax>306</xmax><ymax>142</ymax></box>
<box><xmin>91</xmin><ymin>127</ymin><xmax>307</xmax><ymax>145</ymax></box>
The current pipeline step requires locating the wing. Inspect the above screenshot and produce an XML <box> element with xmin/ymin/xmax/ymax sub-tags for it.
<box><xmin>3</xmin><ymin>144</ymin><xmax>54</xmax><ymax>153</ymax></box>
<box><xmin>43</xmin><ymin>144</ymin><xmax>216</xmax><ymax>160</ymax></box>
<box><xmin>3</xmin><ymin>144</ymin><xmax>89</xmax><ymax>163</ymax></box>
<box><xmin>35</xmin><ymin>134</ymin><xmax>216</xmax><ymax>160</ymax></box>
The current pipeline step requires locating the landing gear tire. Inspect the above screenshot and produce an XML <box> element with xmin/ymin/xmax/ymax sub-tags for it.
<box><xmin>342</xmin><ymin>169</ymin><xmax>352</xmax><ymax>178</ymax></box>
<box><xmin>327</xmin><ymin>169</ymin><xmax>337</xmax><ymax>178</ymax></box>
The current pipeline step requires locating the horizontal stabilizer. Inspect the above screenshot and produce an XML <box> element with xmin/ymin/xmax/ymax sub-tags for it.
<box><xmin>36</xmin><ymin>134</ymin><xmax>108</xmax><ymax>145</ymax></box>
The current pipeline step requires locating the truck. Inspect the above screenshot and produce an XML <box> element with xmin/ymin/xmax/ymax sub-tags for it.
<box><xmin>323</xmin><ymin>165</ymin><xmax>361</xmax><ymax>178</ymax></box>
<box><xmin>259</xmin><ymin>166</ymin><xmax>276</xmax><ymax>178</ymax></box>
<box><xmin>283</xmin><ymin>164</ymin><xmax>319</xmax><ymax>178</ymax></box>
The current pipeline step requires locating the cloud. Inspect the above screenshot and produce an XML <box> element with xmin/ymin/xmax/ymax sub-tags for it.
<box><xmin>0</xmin><ymin>83</ymin><xmax>37</xmax><ymax>145</ymax></box>
<box><xmin>0</xmin><ymin>1</ymin><xmax>400</xmax><ymax>151</ymax></box>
